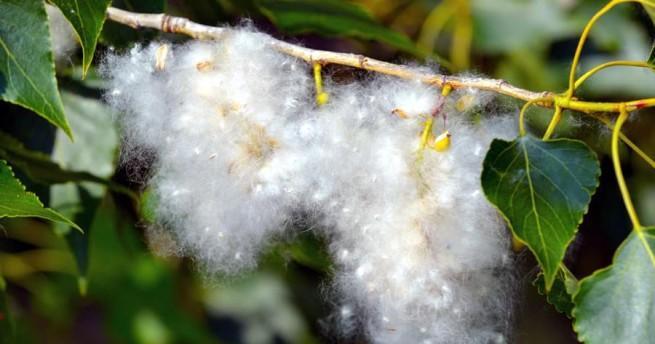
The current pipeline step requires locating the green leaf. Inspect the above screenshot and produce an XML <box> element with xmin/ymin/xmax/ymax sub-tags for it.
<box><xmin>47</xmin><ymin>90</ymin><xmax>120</xmax><ymax>289</ymax></box>
<box><xmin>481</xmin><ymin>136</ymin><xmax>600</xmax><ymax>289</ymax></box>
<box><xmin>573</xmin><ymin>227</ymin><xmax>655</xmax><ymax>344</ymax></box>
<box><xmin>0</xmin><ymin>159</ymin><xmax>80</xmax><ymax>231</ymax></box>
<box><xmin>49</xmin><ymin>0</ymin><xmax>112</xmax><ymax>76</ymax></box>
<box><xmin>0</xmin><ymin>0</ymin><xmax>72</xmax><ymax>137</ymax></box>
<box><xmin>0</xmin><ymin>130</ymin><xmax>135</xmax><ymax>199</ymax></box>
<box><xmin>534</xmin><ymin>265</ymin><xmax>578</xmax><ymax>318</ymax></box>
<box><xmin>256</xmin><ymin>0</ymin><xmax>424</xmax><ymax>57</ymax></box>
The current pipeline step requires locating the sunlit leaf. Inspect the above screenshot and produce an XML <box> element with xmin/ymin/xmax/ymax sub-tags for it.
<box><xmin>0</xmin><ymin>0</ymin><xmax>72</xmax><ymax>137</ymax></box>
<box><xmin>0</xmin><ymin>160</ymin><xmax>80</xmax><ymax>231</ymax></box>
<box><xmin>573</xmin><ymin>227</ymin><xmax>655</xmax><ymax>344</ymax></box>
<box><xmin>49</xmin><ymin>0</ymin><xmax>111</xmax><ymax>76</ymax></box>
<box><xmin>481</xmin><ymin>136</ymin><xmax>600</xmax><ymax>289</ymax></box>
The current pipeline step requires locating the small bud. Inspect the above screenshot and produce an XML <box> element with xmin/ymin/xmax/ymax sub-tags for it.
<box><xmin>313</xmin><ymin>63</ymin><xmax>329</xmax><ymax>106</ymax></box>
<box><xmin>433</xmin><ymin>131</ymin><xmax>451</xmax><ymax>152</ymax></box>
<box><xmin>316</xmin><ymin>92</ymin><xmax>329</xmax><ymax>106</ymax></box>
<box><xmin>441</xmin><ymin>84</ymin><xmax>452</xmax><ymax>97</ymax></box>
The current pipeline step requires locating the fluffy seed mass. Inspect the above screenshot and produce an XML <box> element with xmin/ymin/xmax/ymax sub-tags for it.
<box><xmin>102</xmin><ymin>28</ymin><xmax>517</xmax><ymax>343</ymax></box>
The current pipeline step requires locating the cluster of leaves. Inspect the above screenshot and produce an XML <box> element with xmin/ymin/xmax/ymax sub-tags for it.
<box><xmin>1</xmin><ymin>0</ymin><xmax>655</xmax><ymax>343</ymax></box>
<box><xmin>479</xmin><ymin>1</ymin><xmax>655</xmax><ymax>341</ymax></box>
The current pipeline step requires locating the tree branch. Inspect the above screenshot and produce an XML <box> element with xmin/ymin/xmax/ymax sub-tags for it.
<box><xmin>105</xmin><ymin>7</ymin><xmax>655</xmax><ymax>113</ymax></box>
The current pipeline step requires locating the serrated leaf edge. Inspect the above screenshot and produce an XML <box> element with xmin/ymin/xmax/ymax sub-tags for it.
<box><xmin>571</xmin><ymin>227</ymin><xmax>655</xmax><ymax>343</ymax></box>
<box><xmin>0</xmin><ymin>160</ymin><xmax>81</xmax><ymax>231</ymax></box>
<box><xmin>482</xmin><ymin>136</ymin><xmax>601</xmax><ymax>290</ymax></box>
<box><xmin>1</xmin><ymin>1</ymin><xmax>73</xmax><ymax>138</ymax></box>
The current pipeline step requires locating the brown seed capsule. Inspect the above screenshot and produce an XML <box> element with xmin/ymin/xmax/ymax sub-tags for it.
<box><xmin>392</xmin><ymin>108</ymin><xmax>409</xmax><ymax>119</ymax></box>
<box><xmin>155</xmin><ymin>44</ymin><xmax>170</xmax><ymax>71</ymax></box>
<box><xmin>196</xmin><ymin>61</ymin><xmax>214</xmax><ymax>72</ymax></box>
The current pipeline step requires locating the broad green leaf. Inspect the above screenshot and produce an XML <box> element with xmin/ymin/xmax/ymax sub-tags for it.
<box><xmin>51</xmin><ymin>90</ymin><xmax>120</xmax><ymax>197</ymax></box>
<box><xmin>53</xmin><ymin>91</ymin><xmax>119</xmax><ymax>178</ymax></box>
<box><xmin>481</xmin><ymin>136</ymin><xmax>600</xmax><ymax>289</ymax></box>
<box><xmin>48</xmin><ymin>90</ymin><xmax>119</xmax><ymax>291</ymax></box>
<box><xmin>257</xmin><ymin>0</ymin><xmax>424</xmax><ymax>57</ymax></box>
<box><xmin>50</xmin><ymin>0</ymin><xmax>111</xmax><ymax>76</ymax></box>
<box><xmin>0</xmin><ymin>160</ymin><xmax>80</xmax><ymax>231</ymax></box>
<box><xmin>0</xmin><ymin>0</ymin><xmax>72</xmax><ymax>137</ymax></box>
<box><xmin>534</xmin><ymin>265</ymin><xmax>578</xmax><ymax>318</ymax></box>
<box><xmin>573</xmin><ymin>227</ymin><xmax>655</xmax><ymax>344</ymax></box>
<box><xmin>0</xmin><ymin>131</ymin><xmax>134</xmax><ymax>198</ymax></box>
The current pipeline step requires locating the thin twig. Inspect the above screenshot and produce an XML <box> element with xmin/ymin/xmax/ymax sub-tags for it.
<box><xmin>105</xmin><ymin>7</ymin><xmax>654</xmax><ymax>113</ymax></box>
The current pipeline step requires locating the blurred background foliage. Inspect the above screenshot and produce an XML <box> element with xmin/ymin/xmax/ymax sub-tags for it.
<box><xmin>1</xmin><ymin>0</ymin><xmax>654</xmax><ymax>343</ymax></box>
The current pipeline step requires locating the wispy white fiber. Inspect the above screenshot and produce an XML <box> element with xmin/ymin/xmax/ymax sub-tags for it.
<box><xmin>46</xmin><ymin>4</ymin><xmax>77</xmax><ymax>65</ymax></box>
<box><xmin>102</xmin><ymin>28</ymin><xmax>517</xmax><ymax>343</ymax></box>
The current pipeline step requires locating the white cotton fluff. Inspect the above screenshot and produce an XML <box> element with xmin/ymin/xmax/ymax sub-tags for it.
<box><xmin>102</xmin><ymin>28</ymin><xmax>517</xmax><ymax>343</ymax></box>
<box><xmin>46</xmin><ymin>4</ymin><xmax>77</xmax><ymax>65</ymax></box>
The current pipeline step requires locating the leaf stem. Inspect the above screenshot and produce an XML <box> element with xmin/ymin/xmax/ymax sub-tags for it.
<box><xmin>574</xmin><ymin>60</ymin><xmax>654</xmax><ymax>91</ymax></box>
<box><xmin>591</xmin><ymin>114</ymin><xmax>655</xmax><ymax>170</ymax></box>
<box><xmin>543</xmin><ymin>105</ymin><xmax>563</xmax><ymax>140</ymax></box>
<box><xmin>518</xmin><ymin>98</ymin><xmax>546</xmax><ymax>136</ymax></box>
<box><xmin>566</xmin><ymin>0</ymin><xmax>622</xmax><ymax>97</ymax></box>
<box><xmin>612</xmin><ymin>104</ymin><xmax>642</xmax><ymax>230</ymax></box>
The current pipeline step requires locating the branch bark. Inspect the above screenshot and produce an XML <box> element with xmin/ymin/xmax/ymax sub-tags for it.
<box><xmin>105</xmin><ymin>7</ymin><xmax>654</xmax><ymax>113</ymax></box>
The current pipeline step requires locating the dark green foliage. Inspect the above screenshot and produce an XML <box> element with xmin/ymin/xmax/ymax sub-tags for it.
<box><xmin>481</xmin><ymin>136</ymin><xmax>600</xmax><ymax>289</ymax></box>
<box><xmin>0</xmin><ymin>159</ymin><xmax>79</xmax><ymax>230</ymax></box>
<box><xmin>0</xmin><ymin>0</ymin><xmax>71</xmax><ymax>136</ymax></box>
<box><xmin>50</xmin><ymin>0</ymin><xmax>112</xmax><ymax>75</ymax></box>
